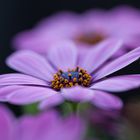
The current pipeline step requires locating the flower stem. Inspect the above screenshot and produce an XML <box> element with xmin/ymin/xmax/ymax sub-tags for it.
<box><xmin>22</xmin><ymin>103</ymin><xmax>39</xmax><ymax>115</ymax></box>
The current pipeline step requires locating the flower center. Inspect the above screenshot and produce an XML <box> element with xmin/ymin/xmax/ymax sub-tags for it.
<box><xmin>51</xmin><ymin>67</ymin><xmax>92</xmax><ymax>90</ymax></box>
<box><xmin>76</xmin><ymin>32</ymin><xmax>105</xmax><ymax>45</ymax></box>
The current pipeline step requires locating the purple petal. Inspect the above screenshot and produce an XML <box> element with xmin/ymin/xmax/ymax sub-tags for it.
<box><xmin>91</xmin><ymin>90</ymin><xmax>123</xmax><ymax>110</ymax></box>
<box><xmin>0</xmin><ymin>74</ymin><xmax>48</xmax><ymax>86</ymax></box>
<box><xmin>56</xmin><ymin>116</ymin><xmax>84</xmax><ymax>140</ymax></box>
<box><xmin>48</xmin><ymin>41</ymin><xmax>77</xmax><ymax>71</ymax></box>
<box><xmin>78</xmin><ymin>39</ymin><xmax>122</xmax><ymax>73</ymax></box>
<box><xmin>42</xmin><ymin>115</ymin><xmax>83</xmax><ymax>140</ymax></box>
<box><xmin>95</xmin><ymin>46</ymin><xmax>140</xmax><ymax>80</ymax></box>
<box><xmin>6</xmin><ymin>86</ymin><xmax>57</xmax><ymax>105</ymax></box>
<box><xmin>18</xmin><ymin>110</ymin><xmax>83</xmax><ymax>140</ymax></box>
<box><xmin>91</xmin><ymin>75</ymin><xmax>140</xmax><ymax>92</ymax></box>
<box><xmin>17</xmin><ymin>111</ymin><xmax>60</xmax><ymax>140</ymax></box>
<box><xmin>12</xmin><ymin>12</ymin><xmax>79</xmax><ymax>54</ymax></box>
<box><xmin>0</xmin><ymin>106</ymin><xmax>15</xmax><ymax>140</ymax></box>
<box><xmin>61</xmin><ymin>86</ymin><xmax>94</xmax><ymax>102</ymax></box>
<box><xmin>0</xmin><ymin>86</ymin><xmax>21</xmax><ymax>101</ymax></box>
<box><xmin>39</xmin><ymin>94</ymin><xmax>64</xmax><ymax>110</ymax></box>
<box><xmin>6</xmin><ymin>50</ymin><xmax>55</xmax><ymax>81</ymax></box>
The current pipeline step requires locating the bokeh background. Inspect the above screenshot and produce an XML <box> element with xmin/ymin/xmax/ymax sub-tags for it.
<box><xmin>0</xmin><ymin>0</ymin><xmax>140</xmax><ymax>129</ymax></box>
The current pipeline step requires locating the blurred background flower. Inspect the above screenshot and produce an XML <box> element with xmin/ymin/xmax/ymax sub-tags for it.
<box><xmin>0</xmin><ymin>105</ymin><xmax>85</xmax><ymax>140</ymax></box>
<box><xmin>12</xmin><ymin>6</ymin><xmax>140</xmax><ymax>55</ymax></box>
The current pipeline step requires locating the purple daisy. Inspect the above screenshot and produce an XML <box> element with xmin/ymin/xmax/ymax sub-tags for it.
<box><xmin>0</xmin><ymin>105</ymin><xmax>84</xmax><ymax>140</ymax></box>
<box><xmin>12</xmin><ymin>6</ymin><xmax>140</xmax><ymax>54</ymax></box>
<box><xmin>0</xmin><ymin>40</ymin><xmax>140</xmax><ymax>110</ymax></box>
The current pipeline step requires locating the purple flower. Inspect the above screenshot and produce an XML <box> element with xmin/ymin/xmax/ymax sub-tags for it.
<box><xmin>12</xmin><ymin>6</ymin><xmax>140</xmax><ymax>54</ymax></box>
<box><xmin>0</xmin><ymin>105</ymin><xmax>84</xmax><ymax>140</ymax></box>
<box><xmin>0</xmin><ymin>40</ymin><xmax>140</xmax><ymax>110</ymax></box>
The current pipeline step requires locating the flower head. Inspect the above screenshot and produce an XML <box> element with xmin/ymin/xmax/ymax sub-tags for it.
<box><xmin>0</xmin><ymin>105</ymin><xmax>84</xmax><ymax>140</ymax></box>
<box><xmin>0</xmin><ymin>40</ymin><xmax>140</xmax><ymax>110</ymax></box>
<box><xmin>13</xmin><ymin>6</ymin><xmax>140</xmax><ymax>54</ymax></box>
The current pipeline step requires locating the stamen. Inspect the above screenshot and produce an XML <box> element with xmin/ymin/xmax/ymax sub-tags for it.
<box><xmin>51</xmin><ymin>67</ymin><xmax>92</xmax><ymax>90</ymax></box>
<box><xmin>73</xmin><ymin>77</ymin><xmax>77</xmax><ymax>83</ymax></box>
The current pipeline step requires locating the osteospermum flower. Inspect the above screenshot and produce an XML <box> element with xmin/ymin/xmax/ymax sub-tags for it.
<box><xmin>13</xmin><ymin>6</ymin><xmax>140</xmax><ymax>54</ymax></box>
<box><xmin>0</xmin><ymin>40</ymin><xmax>140</xmax><ymax>110</ymax></box>
<box><xmin>0</xmin><ymin>105</ymin><xmax>84</xmax><ymax>140</ymax></box>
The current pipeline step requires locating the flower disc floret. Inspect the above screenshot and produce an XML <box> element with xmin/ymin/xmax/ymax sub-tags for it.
<box><xmin>51</xmin><ymin>67</ymin><xmax>92</xmax><ymax>90</ymax></box>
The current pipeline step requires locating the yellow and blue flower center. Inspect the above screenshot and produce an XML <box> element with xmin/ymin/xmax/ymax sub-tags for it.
<box><xmin>51</xmin><ymin>67</ymin><xmax>92</xmax><ymax>90</ymax></box>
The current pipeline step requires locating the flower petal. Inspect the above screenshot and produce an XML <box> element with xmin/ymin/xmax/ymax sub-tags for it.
<box><xmin>48</xmin><ymin>41</ymin><xmax>77</xmax><ymax>71</ymax></box>
<box><xmin>6</xmin><ymin>86</ymin><xmax>57</xmax><ymax>105</ymax></box>
<box><xmin>0</xmin><ymin>74</ymin><xmax>48</xmax><ymax>86</ymax></box>
<box><xmin>18</xmin><ymin>110</ymin><xmax>83</xmax><ymax>140</ymax></box>
<box><xmin>12</xmin><ymin>12</ymin><xmax>79</xmax><ymax>54</ymax></box>
<box><xmin>0</xmin><ymin>106</ymin><xmax>15</xmax><ymax>140</ymax></box>
<box><xmin>78</xmin><ymin>39</ymin><xmax>122</xmax><ymax>73</ymax></box>
<box><xmin>95</xmin><ymin>47</ymin><xmax>140</xmax><ymax>80</ymax></box>
<box><xmin>38</xmin><ymin>94</ymin><xmax>64</xmax><ymax>110</ymax></box>
<box><xmin>0</xmin><ymin>86</ymin><xmax>20</xmax><ymax>101</ymax></box>
<box><xmin>91</xmin><ymin>75</ymin><xmax>140</xmax><ymax>92</ymax></box>
<box><xmin>6</xmin><ymin>50</ymin><xmax>55</xmax><ymax>81</ymax></box>
<box><xmin>55</xmin><ymin>116</ymin><xmax>84</xmax><ymax>140</ymax></box>
<box><xmin>61</xmin><ymin>86</ymin><xmax>94</xmax><ymax>102</ymax></box>
<box><xmin>91</xmin><ymin>90</ymin><xmax>123</xmax><ymax>110</ymax></box>
<box><xmin>17</xmin><ymin>110</ymin><xmax>60</xmax><ymax>140</ymax></box>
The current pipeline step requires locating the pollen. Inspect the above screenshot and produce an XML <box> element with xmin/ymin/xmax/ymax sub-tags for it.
<box><xmin>51</xmin><ymin>67</ymin><xmax>92</xmax><ymax>90</ymax></box>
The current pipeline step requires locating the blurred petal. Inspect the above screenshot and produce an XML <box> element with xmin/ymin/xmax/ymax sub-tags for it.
<box><xmin>6</xmin><ymin>86</ymin><xmax>57</xmax><ymax>105</ymax></box>
<box><xmin>92</xmin><ymin>90</ymin><xmax>123</xmax><ymax>110</ymax></box>
<box><xmin>78</xmin><ymin>39</ymin><xmax>122</xmax><ymax>73</ymax></box>
<box><xmin>91</xmin><ymin>75</ymin><xmax>140</xmax><ymax>92</ymax></box>
<box><xmin>42</xmin><ymin>115</ymin><xmax>83</xmax><ymax>140</ymax></box>
<box><xmin>95</xmin><ymin>47</ymin><xmax>140</xmax><ymax>80</ymax></box>
<box><xmin>6</xmin><ymin>50</ymin><xmax>55</xmax><ymax>81</ymax></box>
<box><xmin>0</xmin><ymin>74</ymin><xmax>48</xmax><ymax>86</ymax></box>
<box><xmin>17</xmin><ymin>111</ymin><xmax>60</xmax><ymax>140</ymax></box>
<box><xmin>18</xmin><ymin>110</ymin><xmax>83</xmax><ymax>140</ymax></box>
<box><xmin>0</xmin><ymin>106</ymin><xmax>15</xmax><ymax>140</ymax></box>
<box><xmin>12</xmin><ymin>12</ymin><xmax>79</xmax><ymax>54</ymax></box>
<box><xmin>48</xmin><ymin>41</ymin><xmax>77</xmax><ymax>71</ymax></box>
<box><xmin>39</xmin><ymin>94</ymin><xmax>64</xmax><ymax>110</ymax></box>
<box><xmin>54</xmin><ymin>116</ymin><xmax>84</xmax><ymax>140</ymax></box>
<box><xmin>61</xmin><ymin>86</ymin><xmax>94</xmax><ymax>102</ymax></box>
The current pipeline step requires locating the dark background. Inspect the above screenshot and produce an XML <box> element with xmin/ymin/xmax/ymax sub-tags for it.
<box><xmin>0</xmin><ymin>0</ymin><xmax>140</xmax><ymax>115</ymax></box>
